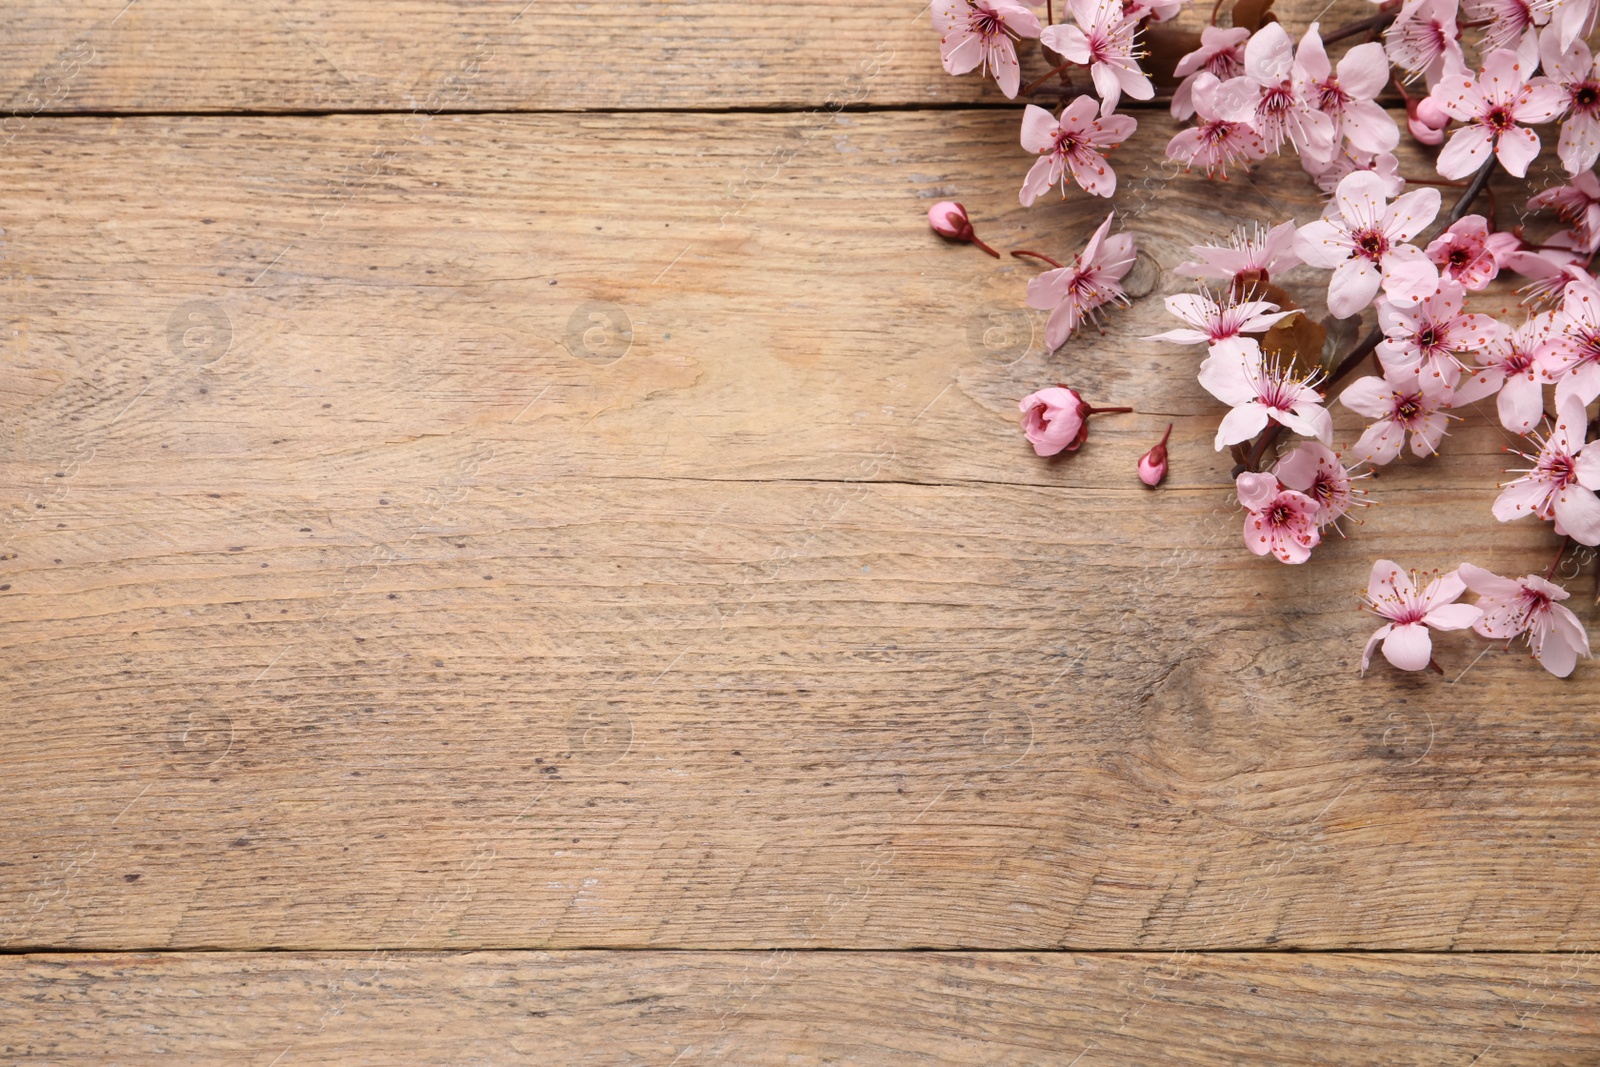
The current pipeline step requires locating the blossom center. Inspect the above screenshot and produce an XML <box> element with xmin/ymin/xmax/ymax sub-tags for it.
<box><xmin>1483</xmin><ymin>105</ymin><xmax>1515</xmax><ymax>132</ymax></box>
<box><xmin>970</xmin><ymin>9</ymin><xmax>1005</xmax><ymax>38</ymax></box>
<box><xmin>1575</xmin><ymin>82</ymin><xmax>1600</xmax><ymax>112</ymax></box>
<box><xmin>1352</xmin><ymin>227</ymin><xmax>1389</xmax><ymax>261</ymax></box>
<box><xmin>1259</xmin><ymin>84</ymin><xmax>1293</xmax><ymax>117</ymax></box>
<box><xmin>1394</xmin><ymin>394</ymin><xmax>1423</xmax><ymax>425</ymax></box>
<box><xmin>1543</xmin><ymin>453</ymin><xmax>1577</xmax><ymax>486</ymax></box>
<box><xmin>1315</xmin><ymin>81</ymin><xmax>1351</xmax><ymax>113</ymax></box>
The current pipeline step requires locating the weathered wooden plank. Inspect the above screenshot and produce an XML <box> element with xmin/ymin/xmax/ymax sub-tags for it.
<box><xmin>1</xmin><ymin>951</ymin><xmax>1596</xmax><ymax>1064</ymax></box>
<box><xmin>0</xmin><ymin>0</ymin><xmax>1375</xmax><ymax>113</ymax></box>
<box><xmin>2</xmin><ymin>112</ymin><xmax>1596</xmax><ymax>951</ymax></box>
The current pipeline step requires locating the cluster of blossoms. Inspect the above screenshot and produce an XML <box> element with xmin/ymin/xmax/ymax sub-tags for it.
<box><xmin>928</xmin><ymin>0</ymin><xmax>1597</xmax><ymax>678</ymax></box>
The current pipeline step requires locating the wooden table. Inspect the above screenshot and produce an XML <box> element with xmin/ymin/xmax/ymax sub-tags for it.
<box><xmin>2</xmin><ymin>1</ymin><xmax>1597</xmax><ymax>1062</ymax></box>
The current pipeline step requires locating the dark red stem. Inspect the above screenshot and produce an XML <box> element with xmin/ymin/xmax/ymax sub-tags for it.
<box><xmin>969</xmin><ymin>234</ymin><xmax>1001</xmax><ymax>258</ymax></box>
<box><xmin>1012</xmin><ymin>249</ymin><xmax>1065</xmax><ymax>268</ymax></box>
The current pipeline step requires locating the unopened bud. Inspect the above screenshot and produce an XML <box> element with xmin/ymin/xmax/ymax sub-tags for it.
<box><xmin>928</xmin><ymin>201</ymin><xmax>1000</xmax><ymax>258</ymax></box>
<box><xmin>1138</xmin><ymin>423</ymin><xmax>1172</xmax><ymax>487</ymax></box>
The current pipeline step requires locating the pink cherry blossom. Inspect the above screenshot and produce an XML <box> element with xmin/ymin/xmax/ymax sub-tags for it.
<box><xmin>1294</xmin><ymin>170</ymin><xmax>1441</xmax><ymax>317</ymax></box>
<box><xmin>1025</xmin><ymin>211</ymin><xmax>1136</xmax><ymax>350</ymax></box>
<box><xmin>1375</xmin><ymin>279</ymin><xmax>1504</xmax><ymax>386</ymax></box>
<box><xmin>1273</xmin><ymin>441</ymin><xmax>1369</xmax><ymax>528</ymax></box>
<box><xmin>1165</xmin><ymin>72</ymin><xmax>1268</xmax><ymax>177</ymax></box>
<box><xmin>1145</xmin><ymin>288</ymin><xmax>1295</xmax><ymax>361</ymax></box>
<box><xmin>1494</xmin><ymin>396</ymin><xmax>1600</xmax><ymax>544</ymax></box>
<box><xmin>1359</xmin><ymin>560</ymin><xmax>1482</xmax><ymax>673</ymax></box>
<box><xmin>1214</xmin><ymin>23</ymin><xmax>1334</xmax><ymax>156</ymax></box>
<box><xmin>1339</xmin><ymin>361</ymin><xmax>1456</xmax><ymax>465</ymax></box>
<box><xmin>1424</xmin><ymin>215</ymin><xmax>1520</xmax><ymax>291</ymax></box>
<box><xmin>1459</xmin><ymin>563</ymin><xmax>1592</xmax><ymax>677</ymax></box>
<box><xmin>1199</xmin><ymin>346</ymin><xmax>1333</xmax><ymax>448</ymax></box>
<box><xmin>1541</xmin><ymin>277</ymin><xmax>1600</xmax><ymax>406</ymax></box>
<box><xmin>1041</xmin><ymin>0</ymin><xmax>1153</xmax><ymax>116</ymax></box>
<box><xmin>1174</xmin><ymin>220</ymin><xmax>1303</xmax><ymax>282</ymax></box>
<box><xmin>1019</xmin><ymin>386</ymin><xmax>1092</xmax><ymax>455</ymax></box>
<box><xmin>1235</xmin><ymin>471</ymin><xmax>1323</xmax><ymax>563</ymax></box>
<box><xmin>1429</xmin><ymin>48</ymin><xmax>1567</xmax><ymax>179</ymax></box>
<box><xmin>1453</xmin><ymin>315</ymin><xmax>1553</xmax><ymax>432</ymax></box>
<box><xmin>1172</xmin><ymin>26</ymin><xmax>1249</xmax><ymax>120</ymax></box>
<box><xmin>1463</xmin><ymin>0</ymin><xmax>1538</xmax><ymax>55</ymax></box>
<box><xmin>1540</xmin><ymin>34</ymin><xmax>1600</xmax><ymax>173</ymax></box>
<box><xmin>932</xmin><ymin>0</ymin><xmax>1043</xmax><ymax>98</ymax></box>
<box><xmin>1294</xmin><ymin>25</ymin><xmax>1400</xmax><ymax>160</ymax></box>
<box><xmin>1385</xmin><ymin>0</ymin><xmax>1465</xmax><ymax>86</ymax></box>
<box><xmin>1018</xmin><ymin>98</ymin><xmax>1137</xmax><ymax>204</ymax></box>
<box><xmin>1526</xmin><ymin>170</ymin><xmax>1600</xmax><ymax>244</ymax></box>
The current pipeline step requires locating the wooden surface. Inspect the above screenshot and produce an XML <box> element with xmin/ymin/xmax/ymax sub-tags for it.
<box><xmin>3</xmin><ymin>951</ymin><xmax>1598</xmax><ymax>1065</ymax></box>
<box><xmin>2</xmin><ymin>0</ymin><xmax>1598</xmax><ymax>1060</ymax></box>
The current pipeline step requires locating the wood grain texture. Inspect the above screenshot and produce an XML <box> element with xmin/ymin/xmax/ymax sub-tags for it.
<box><xmin>2</xmin><ymin>951</ymin><xmax>1598</xmax><ymax>1065</ymax></box>
<box><xmin>2</xmin><ymin>108</ymin><xmax>1596</xmax><ymax>953</ymax></box>
<box><xmin>0</xmin><ymin>0</ymin><xmax>1374</xmax><ymax>113</ymax></box>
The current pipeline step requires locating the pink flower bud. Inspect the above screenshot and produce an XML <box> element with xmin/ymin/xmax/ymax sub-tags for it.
<box><xmin>1018</xmin><ymin>385</ymin><xmax>1133</xmax><ymax>458</ymax></box>
<box><xmin>928</xmin><ymin>201</ymin><xmax>970</xmax><ymax>239</ymax></box>
<box><xmin>1138</xmin><ymin>423</ymin><xmax>1172</xmax><ymax>487</ymax></box>
<box><xmin>1407</xmin><ymin>97</ymin><xmax>1449</xmax><ymax>146</ymax></box>
<box><xmin>928</xmin><ymin>200</ymin><xmax>1000</xmax><ymax>258</ymax></box>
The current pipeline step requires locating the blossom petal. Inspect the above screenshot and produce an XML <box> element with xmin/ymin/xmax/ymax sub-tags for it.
<box><xmin>1537</xmin><ymin>623</ymin><xmax>1582</xmax><ymax>677</ymax></box>
<box><xmin>1351</xmin><ymin>419</ymin><xmax>1405</xmax><ymax>466</ymax></box>
<box><xmin>1361</xmin><ymin>623</ymin><xmax>1392</xmax><ymax>674</ymax></box>
<box><xmin>1338</xmin><ymin>374</ymin><xmax>1392</xmax><ymax>417</ymax></box>
<box><xmin>1040</xmin><ymin>23</ymin><xmax>1090</xmax><ymax>63</ymax></box>
<box><xmin>1020</xmin><ymin>104</ymin><xmax>1060</xmax><ymax>153</ymax></box>
<box><xmin>1457</xmin><ymin>562</ymin><xmax>1520</xmax><ymax>598</ymax></box>
<box><xmin>1368</xmin><ymin>558</ymin><xmax>1410</xmax><ymax>604</ymax></box>
<box><xmin>1422</xmin><ymin>603</ymin><xmax>1482</xmax><ymax>631</ymax></box>
<box><xmin>1494</xmin><ymin>125</ymin><xmax>1542</xmax><ymax>178</ymax></box>
<box><xmin>1338</xmin><ymin>42</ymin><xmax>1390</xmax><ymax>98</ymax></box>
<box><xmin>1329</xmin><ymin>256</ymin><xmax>1382</xmax><ymax>318</ymax></box>
<box><xmin>1382</xmin><ymin>622</ymin><xmax>1434</xmax><ymax>671</ymax></box>
<box><xmin>1493</xmin><ymin>476</ymin><xmax>1552</xmax><ymax>521</ymax></box>
<box><xmin>1385</xmin><ymin>187</ymin><xmax>1442</xmax><ymax>242</ymax></box>
<box><xmin>942</xmin><ymin>32</ymin><xmax>985</xmax><ymax>75</ymax></box>
<box><xmin>1437</xmin><ymin>126</ymin><xmax>1493</xmax><ymax>180</ymax></box>
<box><xmin>1235</xmin><ymin>470</ymin><xmax>1280</xmax><ymax>511</ymax></box>
<box><xmin>1275</xmin><ymin>402</ymin><xmax>1334</xmax><ymax>445</ymax></box>
<box><xmin>1336</xmin><ymin>170</ymin><xmax>1391</xmax><ymax>227</ymax></box>
<box><xmin>1498</xmin><ymin>371</ymin><xmax>1545</xmax><ymax>433</ymax></box>
<box><xmin>1380</xmin><ymin>246</ymin><xmax>1441</xmax><ymax>309</ymax></box>
<box><xmin>1215</xmin><ymin>401</ymin><xmax>1271</xmax><ymax>448</ymax></box>
<box><xmin>1552</xmin><ymin>484</ymin><xmax>1600</xmax><ymax>546</ymax></box>
<box><xmin>1294</xmin><ymin>219</ymin><xmax>1351</xmax><ymax>269</ymax></box>
<box><xmin>1247</xmin><ymin>21</ymin><xmax>1294</xmax><ymax>82</ymax></box>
